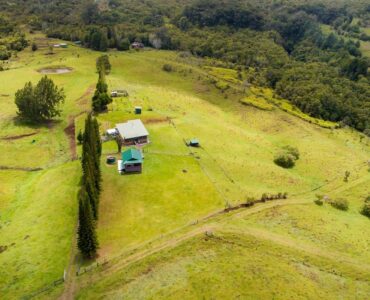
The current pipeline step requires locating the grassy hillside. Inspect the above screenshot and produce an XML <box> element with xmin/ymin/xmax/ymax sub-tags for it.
<box><xmin>0</xmin><ymin>33</ymin><xmax>369</xmax><ymax>299</ymax></box>
<box><xmin>0</xmin><ymin>35</ymin><xmax>97</xmax><ymax>298</ymax></box>
<box><xmin>75</xmin><ymin>48</ymin><xmax>369</xmax><ymax>298</ymax></box>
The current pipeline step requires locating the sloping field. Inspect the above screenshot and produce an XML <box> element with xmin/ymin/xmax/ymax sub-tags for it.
<box><xmin>0</xmin><ymin>35</ymin><xmax>369</xmax><ymax>299</ymax></box>
<box><xmin>71</xmin><ymin>49</ymin><xmax>369</xmax><ymax>299</ymax></box>
<box><xmin>0</xmin><ymin>36</ymin><xmax>97</xmax><ymax>298</ymax></box>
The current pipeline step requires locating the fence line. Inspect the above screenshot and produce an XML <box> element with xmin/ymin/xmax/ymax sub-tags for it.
<box><xmin>22</xmin><ymin>278</ymin><xmax>64</xmax><ymax>299</ymax></box>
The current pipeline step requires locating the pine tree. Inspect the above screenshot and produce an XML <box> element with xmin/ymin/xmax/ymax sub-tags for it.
<box><xmin>92</xmin><ymin>71</ymin><xmax>112</xmax><ymax>112</ymax></box>
<box><xmin>81</xmin><ymin>114</ymin><xmax>102</xmax><ymax>218</ymax></box>
<box><xmin>77</xmin><ymin>130</ymin><xmax>83</xmax><ymax>144</ymax></box>
<box><xmin>77</xmin><ymin>186</ymin><xmax>98</xmax><ymax>258</ymax></box>
<box><xmin>93</xmin><ymin>117</ymin><xmax>102</xmax><ymax>158</ymax></box>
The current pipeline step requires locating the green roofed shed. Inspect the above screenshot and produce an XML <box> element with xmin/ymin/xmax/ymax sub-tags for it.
<box><xmin>120</xmin><ymin>148</ymin><xmax>143</xmax><ymax>173</ymax></box>
<box><xmin>122</xmin><ymin>148</ymin><xmax>142</xmax><ymax>164</ymax></box>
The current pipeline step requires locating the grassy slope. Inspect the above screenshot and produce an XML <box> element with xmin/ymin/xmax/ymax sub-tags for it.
<box><xmin>72</xmin><ymin>49</ymin><xmax>370</xmax><ymax>298</ymax></box>
<box><xmin>1</xmin><ymin>35</ymin><xmax>369</xmax><ymax>299</ymax></box>
<box><xmin>72</xmin><ymin>50</ymin><xmax>369</xmax><ymax>261</ymax></box>
<box><xmin>0</xmin><ymin>36</ymin><xmax>98</xmax><ymax>298</ymax></box>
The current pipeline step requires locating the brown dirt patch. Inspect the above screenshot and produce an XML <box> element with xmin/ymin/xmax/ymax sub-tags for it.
<box><xmin>77</xmin><ymin>84</ymin><xmax>95</xmax><ymax>106</ymax></box>
<box><xmin>144</xmin><ymin>117</ymin><xmax>168</xmax><ymax>124</ymax></box>
<box><xmin>64</xmin><ymin>120</ymin><xmax>77</xmax><ymax>160</ymax></box>
<box><xmin>193</xmin><ymin>83</ymin><xmax>210</xmax><ymax>93</ymax></box>
<box><xmin>1</xmin><ymin>132</ymin><xmax>38</xmax><ymax>141</ymax></box>
<box><xmin>38</xmin><ymin>67</ymin><xmax>72</xmax><ymax>74</ymax></box>
<box><xmin>0</xmin><ymin>166</ymin><xmax>43</xmax><ymax>171</ymax></box>
<box><xmin>64</xmin><ymin>110</ymin><xmax>89</xmax><ymax>160</ymax></box>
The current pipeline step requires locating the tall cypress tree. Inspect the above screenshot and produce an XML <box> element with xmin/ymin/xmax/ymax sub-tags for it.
<box><xmin>77</xmin><ymin>186</ymin><xmax>98</xmax><ymax>258</ymax></box>
<box><xmin>83</xmin><ymin>143</ymin><xmax>99</xmax><ymax>219</ymax></box>
<box><xmin>93</xmin><ymin>117</ymin><xmax>102</xmax><ymax>157</ymax></box>
<box><xmin>81</xmin><ymin>113</ymin><xmax>102</xmax><ymax>219</ymax></box>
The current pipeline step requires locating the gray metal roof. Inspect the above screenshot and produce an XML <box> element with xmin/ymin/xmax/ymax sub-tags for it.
<box><xmin>116</xmin><ymin>119</ymin><xmax>149</xmax><ymax>140</ymax></box>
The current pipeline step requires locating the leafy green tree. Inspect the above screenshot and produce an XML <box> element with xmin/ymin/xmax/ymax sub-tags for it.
<box><xmin>92</xmin><ymin>72</ymin><xmax>112</xmax><ymax>112</ymax></box>
<box><xmin>99</xmin><ymin>34</ymin><xmax>108</xmax><ymax>51</ymax></box>
<box><xmin>118</xmin><ymin>38</ymin><xmax>130</xmax><ymax>51</ymax></box>
<box><xmin>15</xmin><ymin>76</ymin><xmax>65</xmax><ymax>122</ymax></box>
<box><xmin>77</xmin><ymin>186</ymin><xmax>98</xmax><ymax>258</ymax></box>
<box><xmin>96</xmin><ymin>55</ymin><xmax>111</xmax><ymax>74</ymax></box>
<box><xmin>81</xmin><ymin>1</ymin><xmax>99</xmax><ymax>25</ymax></box>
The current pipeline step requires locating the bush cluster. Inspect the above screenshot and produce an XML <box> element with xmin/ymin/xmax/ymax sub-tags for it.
<box><xmin>261</xmin><ymin>192</ymin><xmax>288</xmax><ymax>202</ymax></box>
<box><xmin>330</xmin><ymin>198</ymin><xmax>349</xmax><ymax>211</ymax></box>
<box><xmin>162</xmin><ymin>64</ymin><xmax>173</xmax><ymax>72</ymax></box>
<box><xmin>274</xmin><ymin>146</ymin><xmax>299</xmax><ymax>168</ymax></box>
<box><xmin>361</xmin><ymin>196</ymin><xmax>370</xmax><ymax>218</ymax></box>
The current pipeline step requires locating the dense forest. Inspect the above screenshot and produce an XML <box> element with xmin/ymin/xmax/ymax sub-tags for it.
<box><xmin>1</xmin><ymin>0</ymin><xmax>369</xmax><ymax>135</ymax></box>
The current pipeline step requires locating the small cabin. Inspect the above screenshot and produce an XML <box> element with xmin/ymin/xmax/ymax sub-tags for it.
<box><xmin>116</xmin><ymin>119</ymin><xmax>149</xmax><ymax>146</ymax></box>
<box><xmin>118</xmin><ymin>148</ymin><xmax>143</xmax><ymax>173</ymax></box>
<box><xmin>131</xmin><ymin>42</ymin><xmax>144</xmax><ymax>49</ymax></box>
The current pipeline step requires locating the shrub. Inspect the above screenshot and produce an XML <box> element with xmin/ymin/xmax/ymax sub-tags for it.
<box><xmin>0</xmin><ymin>46</ymin><xmax>11</xmax><ymax>60</ymax></box>
<box><xmin>343</xmin><ymin>170</ymin><xmax>350</xmax><ymax>182</ymax></box>
<box><xmin>361</xmin><ymin>203</ymin><xmax>370</xmax><ymax>218</ymax></box>
<box><xmin>330</xmin><ymin>198</ymin><xmax>349</xmax><ymax>211</ymax></box>
<box><xmin>360</xmin><ymin>196</ymin><xmax>370</xmax><ymax>218</ymax></box>
<box><xmin>314</xmin><ymin>199</ymin><xmax>323</xmax><ymax>206</ymax></box>
<box><xmin>274</xmin><ymin>152</ymin><xmax>295</xmax><ymax>168</ymax></box>
<box><xmin>31</xmin><ymin>43</ymin><xmax>38</xmax><ymax>51</ymax></box>
<box><xmin>314</xmin><ymin>194</ymin><xmax>324</xmax><ymax>206</ymax></box>
<box><xmin>282</xmin><ymin>145</ymin><xmax>300</xmax><ymax>160</ymax></box>
<box><xmin>162</xmin><ymin>64</ymin><xmax>173</xmax><ymax>72</ymax></box>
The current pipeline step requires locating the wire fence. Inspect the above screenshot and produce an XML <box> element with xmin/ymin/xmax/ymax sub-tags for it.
<box><xmin>22</xmin><ymin>278</ymin><xmax>64</xmax><ymax>300</ymax></box>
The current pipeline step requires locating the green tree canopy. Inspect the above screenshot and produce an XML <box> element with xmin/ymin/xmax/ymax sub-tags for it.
<box><xmin>15</xmin><ymin>76</ymin><xmax>65</xmax><ymax>122</ymax></box>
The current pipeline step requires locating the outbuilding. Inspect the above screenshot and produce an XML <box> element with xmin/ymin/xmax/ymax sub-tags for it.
<box><xmin>118</xmin><ymin>148</ymin><xmax>143</xmax><ymax>173</ymax></box>
<box><xmin>111</xmin><ymin>89</ymin><xmax>128</xmax><ymax>97</ymax></box>
<box><xmin>116</xmin><ymin>119</ymin><xmax>149</xmax><ymax>146</ymax></box>
<box><xmin>135</xmin><ymin>106</ymin><xmax>142</xmax><ymax>114</ymax></box>
<box><xmin>189</xmin><ymin>138</ymin><xmax>200</xmax><ymax>147</ymax></box>
<box><xmin>131</xmin><ymin>42</ymin><xmax>144</xmax><ymax>49</ymax></box>
<box><xmin>106</xmin><ymin>128</ymin><xmax>118</xmax><ymax>136</ymax></box>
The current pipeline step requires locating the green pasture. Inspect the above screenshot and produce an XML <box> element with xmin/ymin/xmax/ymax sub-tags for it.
<box><xmin>91</xmin><ymin>49</ymin><xmax>370</xmax><ymax>262</ymax></box>
<box><xmin>76</xmin><ymin>217</ymin><xmax>370</xmax><ymax>299</ymax></box>
<box><xmin>0</xmin><ymin>33</ymin><xmax>369</xmax><ymax>299</ymax></box>
<box><xmin>0</xmin><ymin>35</ymin><xmax>95</xmax><ymax>298</ymax></box>
<box><xmin>0</xmin><ymin>162</ymin><xmax>80</xmax><ymax>299</ymax></box>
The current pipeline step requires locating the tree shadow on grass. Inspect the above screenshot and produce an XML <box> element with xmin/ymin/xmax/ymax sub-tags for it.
<box><xmin>12</xmin><ymin>116</ymin><xmax>62</xmax><ymax>130</ymax></box>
